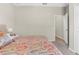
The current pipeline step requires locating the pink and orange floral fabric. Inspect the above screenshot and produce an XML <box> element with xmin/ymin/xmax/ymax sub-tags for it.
<box><xmin>0</xmin><ymin>36</ymin><xmax>62</xmax><ymax>55</ymax></box>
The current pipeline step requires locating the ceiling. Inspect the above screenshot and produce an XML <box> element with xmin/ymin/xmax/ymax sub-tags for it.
<box><xmin>13</xmin><ymin>3</ymin><xmax>68</xmax><ymax>7</ymax></box>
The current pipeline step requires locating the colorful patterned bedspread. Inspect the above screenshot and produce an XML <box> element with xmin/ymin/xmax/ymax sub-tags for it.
<box><xmin>0</xmin><ymin>36</ymin><xmax>62</xmax><ymax>55</ymax></box>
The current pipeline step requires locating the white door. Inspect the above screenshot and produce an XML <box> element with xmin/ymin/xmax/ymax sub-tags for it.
<box><xmin>74</xmin><ymin>5</ymin><xmax>79</xmax><ymax>54</ymax></box>
<box><xmin>64</xmin><ymin>13</ymin><xmax>68</xmax><ymax>44</ymax></box>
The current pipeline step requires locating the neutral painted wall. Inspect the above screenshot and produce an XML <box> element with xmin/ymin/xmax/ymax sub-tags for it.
<box><xmin>55</xmin><ymin>15</ymin><xmax>64</xmax><ymax>38</ymax></box>
<box><xmin>0</xmin><ymin>4</ymin><xmax>15</xmax><ymax>30</ymax></box>
<box><xmin>0</xmin><ymin>4</ymin><xmax>64</xmax><ymax>41</ymax></box>
<box><xmin>14</xmin><ymin>6</ymin><xmax>64</xmax><ymax>41</ymax></box>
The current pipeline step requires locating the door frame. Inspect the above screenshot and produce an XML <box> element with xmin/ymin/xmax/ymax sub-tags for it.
<box><xmin>64</xmin><ymin>13</ymin><xmax>69</xmax><ymax>47</ymax></box>
<box><xmin>66</xmin><ymin>13</ymin><xmax>69</xmax><ymax>47</ymax></box>
<box><xmin>54</xmin><ymin>14</ymin><xmax>69</xmax><ymax>47</ymax></box>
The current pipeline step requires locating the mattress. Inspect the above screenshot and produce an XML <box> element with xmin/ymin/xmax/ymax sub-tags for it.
<box><xmin>0</xmin><ymin>36</ymin><xmax>62</xmax><ymax>55</ymax></box>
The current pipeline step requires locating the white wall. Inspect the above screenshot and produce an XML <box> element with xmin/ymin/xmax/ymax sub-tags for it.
<box><xmin>55</xmin><ymin>15</ymin><xmax>64</xmax><ymax>38</ymax></box>
<box><xmin>14</xmin><ymin>6</ymin><xmax>64</xmax><ymax>41</ymax></box>
<box><xmin>0</xmin><ymin>4</ymin><xmax>64</xmax><ymax>41</ymax></box>
<box><xmin>0</xmin><ymin>4</ymin><xmax>15</xmax><ymax>30</ymax></box>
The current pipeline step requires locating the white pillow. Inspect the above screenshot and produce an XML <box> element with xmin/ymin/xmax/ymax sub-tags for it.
<box><xmin>0</xmin><ymin>34</ymin><xmax>13</xmax><ymax>47</ymax></box>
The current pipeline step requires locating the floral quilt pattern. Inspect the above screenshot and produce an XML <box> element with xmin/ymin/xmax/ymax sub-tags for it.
<box><xmin>0</xmin><ymin>36</ymin><xmax>62</xmax><ymax>55</ymax></box>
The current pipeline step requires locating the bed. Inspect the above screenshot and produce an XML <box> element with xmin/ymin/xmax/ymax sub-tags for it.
<box><xmin>0</xmin><ymin>24</ymin><xmax>62</xmax><ymax>55</ymax></box>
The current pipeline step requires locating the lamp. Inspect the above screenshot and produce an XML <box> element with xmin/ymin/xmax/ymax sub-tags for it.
<box><xmin>8</xmin><ymin>28</ymin><xmax>13</xmax><ymax>33</ymax></box>
<box><xmin>7</xmin><ymin>28</ymin><xmax>16</xmax><ymax>36</ymax></box>
<box><xmin>7</xmin><ymin>28</ymin><xmax>14</xmax><ymax>36</ymax></box>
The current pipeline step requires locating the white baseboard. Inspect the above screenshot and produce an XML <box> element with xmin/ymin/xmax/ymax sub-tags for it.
<box><xmin>69</xmin><ymin>47</ymin><xmax>76</xmax><ymax>53</ymax></box>
<box><xmin>69</xmin><ymin>47</ymin><xmax>79</xmax><ymax>54</ymax></box>
<box><xmin>56</xmin><ymin>35</ymin><xmax>64</xmax><ymax>40</ymax></box>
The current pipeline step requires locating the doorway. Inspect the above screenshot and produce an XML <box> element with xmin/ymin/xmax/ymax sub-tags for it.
<box><xmin>55</xmin><ymin>13</ymin><xmax>69</xmax><ymax>47</ymax></box>
<box><xmin>63</xmin><ymin>13</ymin><xmax>69</xmax><ymax>46</ymax></box>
